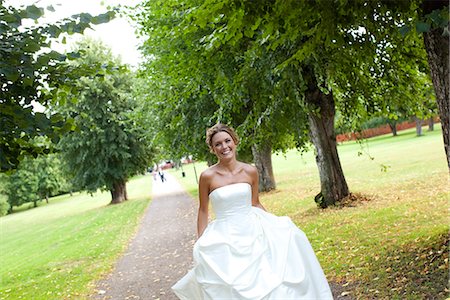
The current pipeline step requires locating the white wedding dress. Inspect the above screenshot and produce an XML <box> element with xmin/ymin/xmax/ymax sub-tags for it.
<box><xmin>172</xmin><ymin>182</ymin><xmax>333</xmax><ymax>299</ymax></box>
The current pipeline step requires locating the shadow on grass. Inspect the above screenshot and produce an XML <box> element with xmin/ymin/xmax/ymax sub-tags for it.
<box><xmin>298</xmin><ymin>193</ymin><xmax>375</xmax><ymax>217</ymax></box>
<box><xmin>326</xmin><ymin>231</ymin><xmax>448</xmax><ymax>299</ymax></box>
<box><xmin>356</xmin><ymin>231</ymin><xmax>448</xmax><ymax>299</ymax></box>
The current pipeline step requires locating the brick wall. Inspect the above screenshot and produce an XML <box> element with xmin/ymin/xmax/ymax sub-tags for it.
<box><xmin>336</xmin><ymin>118</ymin><xmax>439</xmax><ymax>142</ymax></box>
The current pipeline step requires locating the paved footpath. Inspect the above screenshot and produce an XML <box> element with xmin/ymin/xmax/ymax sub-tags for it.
<box><xmin>92</xmin><ymin>173</ymin><xmax>350</xmax><ymax>300</ymax></box>
<box><xmin>93</xmin><ymin>173</ymin><xmax>197</xmax><ymax>300</ymax></box>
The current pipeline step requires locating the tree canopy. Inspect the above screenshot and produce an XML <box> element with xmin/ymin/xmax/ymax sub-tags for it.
<box><xmin>135</xmin><ymin>0</ymin><xmax>445</xmax><ymax>206</ymax></box>
<box><xmin>58</xmin><ymin>38</ymin><xmax>153</xmax><ymax>204</ymax></box>
<box><xmin>0</xmin><ymin>1</ymin><xmax>115</xmax><ymax>172</ymax></box>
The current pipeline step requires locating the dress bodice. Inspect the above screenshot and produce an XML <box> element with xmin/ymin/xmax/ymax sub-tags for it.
<box><xmin>209</xmin><ymin>182</ymin><xmax>252</xmax><ymax>220</ymax></box>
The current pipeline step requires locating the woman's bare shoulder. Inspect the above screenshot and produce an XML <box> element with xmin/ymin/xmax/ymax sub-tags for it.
<box><xmin>200</xmin><ymin>164</ymin><xmax>219</xmax><ymax>181</ymax></box>
<box><xmin>237</xmin><ymin>161</ymin><xmax>258</xmax><ymax>187</ymax></box>
<box><xmin>239</xmin><ymin>161</ymin><xmax>257</xmax><ymax>174</ymax></box>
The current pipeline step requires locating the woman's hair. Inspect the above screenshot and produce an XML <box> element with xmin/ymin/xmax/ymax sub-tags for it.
<box><xmin>206</xmin><ymin>123</ymin><xmax>239</xmax><ymax>150</ymax></box>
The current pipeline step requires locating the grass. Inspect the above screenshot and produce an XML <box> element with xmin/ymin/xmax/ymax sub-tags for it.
<box><xmin>171</xmin><ymin>124</ymin><xmax>449</xmax><ymax>299</ymax></box>
<box><xmin>0</xmin><ymin>174</ymin><xmax>152</xmax><ymax>299</ymax></box>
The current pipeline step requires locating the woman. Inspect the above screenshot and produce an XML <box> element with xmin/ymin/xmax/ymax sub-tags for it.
<box><xmin>172</xmin><ymin>123</ymin><xmax>333</xmax><ymax>299</ymax></box>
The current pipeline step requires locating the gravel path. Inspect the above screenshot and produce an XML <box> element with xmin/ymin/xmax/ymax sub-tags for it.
<box><xmin>93</xmin><ymin>173</ymin><xmax>197</xmax><ymax>300</ymax></box>
<box><xmin>92</xmin><ymin>173</ymin><xmax>352</xmax><ymax>300</ymax></box>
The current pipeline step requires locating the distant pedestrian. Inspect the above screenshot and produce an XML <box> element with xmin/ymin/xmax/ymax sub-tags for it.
<box><xmin>158</xmin><ymin>169</ymin><xmax>166</xmax><ymax>182</ymax></box>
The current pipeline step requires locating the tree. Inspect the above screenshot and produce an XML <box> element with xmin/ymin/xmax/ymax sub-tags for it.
<box><xmin>35</xmin><ymin>154</ymin><xmax>65</xmax><ymax>203</ymax></box>
<box><xmin>4</xmin><ymin>145</ymin><xmax>68</xmax><ymax>212</ymax></box>
<box><xmin>135</xmin><ymin>0</ymin><xmax>439</xmax><ymax>207</ymax></box>
<box><xmin>420</xmin><ymin>0</ymin><xmax>449</xmax><ymax>169</ymax></box>
<box><xmin>136</xmin><ymin>1</ymin><xmax>309</xmax><ymax>192</ymax></box>
<box><xmin>6</xmin><ymin>157</ymin><xmax>40</xmax><ymax>210</ymax></box>
<box><xmin>0</xmin><ymin>1</ymin><xmax>115</xmax><ymax>171</ymax></box>
<box><xmin>58</xmin><ymin>39</ymin><xmax>153</xmax><ymax>204</ymax></box>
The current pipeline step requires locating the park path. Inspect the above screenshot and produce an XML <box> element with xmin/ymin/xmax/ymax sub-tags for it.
<box><xmin>92</xmin><ymin>173</ymin><xmax>197</xmax><ymax>300</ymax></box>
<box><xmin>92</xmin><ymin>173</ymin><xmax>350</xmax><ymax>300</ymax></box>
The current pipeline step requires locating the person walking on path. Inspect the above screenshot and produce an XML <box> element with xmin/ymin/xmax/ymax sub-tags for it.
<box><xmin>172</xmin><ymin>123</ymin><xmax>333</xmax><ymax>299</ymax></box>
<box><xmin>92</xmin><ymin>173</ymin><xmax>197</xmax><ymax>299</ymax></box>
<box><xmin>92</xmin><ymin>168</ymin><xmax>348</xmax><ymax>299</ymax></box>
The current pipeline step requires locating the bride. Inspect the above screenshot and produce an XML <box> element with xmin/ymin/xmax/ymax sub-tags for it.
<box><xmin>172</xmin><ymin>123</ymin><xmax>333</xmax><ymax>299</ymax></box>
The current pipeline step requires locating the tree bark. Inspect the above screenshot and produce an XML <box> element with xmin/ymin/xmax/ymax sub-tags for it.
<box><xmin>124</xmin><ymin>186</ymin><xmax>128</xmax><ymax>201</ymax></box>
<box><xmin>110</xmin><ymin>179</ymin><xmax>127</xmax><ymax>204</ymax></box>
<box><xmin>388</xmin><ymin>121</ymin><xmax>398</xmax><ymax>136</ymax></box>
<box><xmin>306</xmin><ymin>86</ymin><xmax>349</xmax><ymax>208</ymax></box>
<box><xmin>428</xmin><ymin>117</ymin><xmax>434</xmax><ymax>131</ymax></box>
<box><xmin>252</xmin><ymin>142</ymin><xmax>276</xmax><ymax>192</ymax></box>
<box><xmin>422</xmin><ymin>0</ymin><xmax>449</xmax><ymax>170</ymax></box>
<box><xmin>414</xmin><ymin>116</ymin><xmax>423</xmax><ymax>136</ymax></box>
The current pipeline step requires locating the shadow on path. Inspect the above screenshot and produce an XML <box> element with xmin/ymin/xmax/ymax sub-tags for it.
<box><xmin>92</xmin><ymin>173</ymin><xmax>197</xmax><ymax>300</ymax></box>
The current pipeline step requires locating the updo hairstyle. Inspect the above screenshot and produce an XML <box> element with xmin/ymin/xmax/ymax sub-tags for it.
<box><xmin>206</xmin><ymin>123</ymin><xmax>240</xmax><ymax>152</ymax></box>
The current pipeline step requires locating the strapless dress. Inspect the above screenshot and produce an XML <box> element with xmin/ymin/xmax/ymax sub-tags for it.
<box><xmin>172</xmin><ymin>182</ymin><xmax>333</xmax><ymax>299</ymax></box>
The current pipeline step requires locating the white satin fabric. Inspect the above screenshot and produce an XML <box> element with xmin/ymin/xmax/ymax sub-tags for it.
<box><xmin>172</xmin><ymin>182</ymin><xmax>333</xmax><ymax>299</ymax></box>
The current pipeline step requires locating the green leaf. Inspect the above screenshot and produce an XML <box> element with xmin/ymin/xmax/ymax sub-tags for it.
<box><xmin>3</xmin><ymin>13</ymin><xmax>21</xmax><ymax>27</ymax></box>
<box><xmin>91</xmin><ymin>11</ymin><xmax>115</xmax><ymax>25</ymax></box>
<box><xmin>415</xmin><ymin>22</ymin><xmax>431</xmax><ymax>33</ymax></box>
<box><xmin>79</xmin><ymin>12</ymin><xmax>93</xmax><ymax>24</ymax></box>
<box><xmin>22</xmin><ymin>40</ymin><xmax>41</xmax><ymax>53</ymax></box>
<box><xmin>66</xmin><ymin>52</ymin><xmax>81</xmax><ymax>60</ymax></box>
<box><xmin>399</xmin><ymin>25</ymin><xmax>410</xmax><ymax>36</ymax></box>
<box><xmin>4</xmin><ymin>69</ymin><xmax>20</xmax><ymax>82</ymax></box>
<box><xmin>46</xmin><ymin>24</ymin><xmax>61</xmax><ymax>38</ymax></box>
<box><xmin>25</xmin><ymin>5</ymin><xmax>44</xmax><ymax>20</ymax></box>
<box><xmin>23</xmin><ymin>77</ymin><xmax>34</xmax><ymax>87</ymax></box>
<box><xmin>427</xmin><ymin>8</ymin><xmax>449</xmax><ymax>28</ymax></box>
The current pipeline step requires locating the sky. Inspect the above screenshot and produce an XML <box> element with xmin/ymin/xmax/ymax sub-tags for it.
<box><xmin>7</xmin><ymin>0</ymin><xmax>143</xmax><ymax>67</ymax></box>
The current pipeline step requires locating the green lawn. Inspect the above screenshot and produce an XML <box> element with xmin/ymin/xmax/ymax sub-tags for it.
<box><xmin>1</xmin><ymin>125</ymin><xmax>447</xmax><ymax>299</ymax></box>
<box><xmin>171</xmin><ymin>125</ymin><xmax>449</xmax><ymax>299</ymax></box>
<box><xmin>0</xmin><ymin>174</ymin><xmax>152</xmax><ymax>299</ymax></box>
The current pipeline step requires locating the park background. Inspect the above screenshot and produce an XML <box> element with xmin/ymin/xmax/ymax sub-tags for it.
<box><xmin>1</xmin><ymin>0</ymin><xmax>449</xmax><ymax>299</ymax></box>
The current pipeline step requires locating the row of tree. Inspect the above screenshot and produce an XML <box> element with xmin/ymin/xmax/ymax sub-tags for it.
<box><xmin>1</xmin><ymin>1</ymin><xmax>448</xmax><ymax>211</ymax></box>
<box><xmin>133</xmin><ymin>0</ymin><xmax>448</xmax><ymax>207</ymax></box>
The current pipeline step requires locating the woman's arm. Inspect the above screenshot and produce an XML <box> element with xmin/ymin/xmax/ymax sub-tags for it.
<box><xmin>249</xmin><ymin>165</ymin><xmax>266</xmax><ymax>211</ymax></box>
<box><xmin>197</xmin><ymin>172</ymin><xmax>210</xmax><ymax>238</ymax></box>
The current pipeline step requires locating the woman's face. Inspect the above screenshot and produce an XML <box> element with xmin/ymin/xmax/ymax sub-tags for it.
<box><xmin>211</xmin><ymin>131</ymin><xmax>236</xmax><ymax>160</ymax></box>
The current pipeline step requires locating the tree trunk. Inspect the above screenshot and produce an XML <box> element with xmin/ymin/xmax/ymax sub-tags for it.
<box><xmin>45</xmin><ymin>194</ymin><xmax>49</xmax><ymax>204</ymax></box>
<box><xmin>388</xmin><ymin>121</ymin><xmax>398</xmax><ymax>136</ymax></box>
<box><xmin>428</xmin><ymin>117</ymin><xmax>434</xmax><ymax>131</ymax></box>
<box><xmin>252</xmin><ymin>142</ymin><xmax>276</xmax><ymax>192</ymax></box>
<box><xmin>306</xmin><ymin>86</ymin><xmax>349</xmax><ymax>208</ymax></box>
<box><xmin>422</xmin><ymin>0</ymin><xmax>449</xmax><ymax>170</ymax></box>
<box><xmin>110</xmin><ymin>179</ymin><xmax>127</xmax><ymax>204</ymax></box>
<box><xmin>414</xmin><ymin>116</ymin><xmax>423</xmax><ymax>136</ymax></box>
<box><xmin>124</xmin><ymin>186</ymin><xmax>128</xmax><ymax>201</ymax></box>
